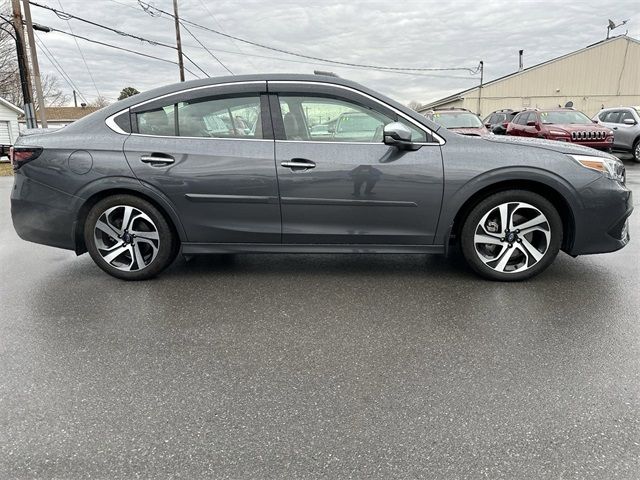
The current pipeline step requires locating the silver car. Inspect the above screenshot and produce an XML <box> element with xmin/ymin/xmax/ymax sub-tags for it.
<box><xmin>593</xmin><ymin>106</ymin><xmax>640</xmax><ymax>162</ymax></box>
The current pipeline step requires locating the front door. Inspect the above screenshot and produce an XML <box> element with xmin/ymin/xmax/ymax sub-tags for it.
<box><xmin>123</xmin><ymin>82</ymin><xmax>280</xmax><ymax>244</ymax></box>
<box><xmin>268</xmin><ymin>83</ymin><xmax>444</xmax><ymax>245</ymax></box>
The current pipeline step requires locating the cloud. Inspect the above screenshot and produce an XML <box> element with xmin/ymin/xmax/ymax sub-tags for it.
<box><xmin>27</xmin><ymin>0</ymin><xmax>640</xmax><ymax>106</ymax></box>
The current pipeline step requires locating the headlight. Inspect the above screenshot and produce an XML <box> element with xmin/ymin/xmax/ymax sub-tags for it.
<box><xmin>568</xmin><ymin>154</ymin><xmax>625</xmax><ymax>183</ymax></box>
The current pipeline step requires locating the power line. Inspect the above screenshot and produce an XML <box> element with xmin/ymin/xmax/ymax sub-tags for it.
<box><xmin>34</xmin><ymin>33</ymin><xmax>89</xmax><ymax>104</ymax></box>
<box><xmin>47</xmin><ymin>27</ymin><xmax>200</xmax><ymax>78</ymax></box>
<box><xmin>136</xmin><ymin>0</ymin><xmax>481</xmax><ymax>75</ymax></box>
<box><xmin>195</xmin><ymin>0</ymin><xmax>256</xmax><ymax>70</ymax></box>
<box><xmin>55</xmin><ymin>0</ymin><xmax>101</xmax><ymax>98</ymax></box>
<box><xmin>180</xmin><ymin>21</ymin><xmax>233</xmax><ymax>75</ymax></box>
<box><xmin>30</xmin><ymin>1</ymin><xmax>209</xmax><ymax>79</ymax></box>
<box><xmin>30</xmin><ymin>1</ymin><xmax>176</xmax><ymax>49</ymax></box>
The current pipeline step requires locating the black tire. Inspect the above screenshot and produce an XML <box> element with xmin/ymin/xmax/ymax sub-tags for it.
<box><xmin>460</xmin><ymin>190</ymin><xmax>563</xmax><ymax>281</ymax></box>
<box><xmin>84</xmin><ymin>194</ymin><xmax>178</xmax><ymax>280</ymax></box>
<box><xmin>632</xmin><ymin>138</ymin><xmax>640</xmax><ymax>163</ymax></box>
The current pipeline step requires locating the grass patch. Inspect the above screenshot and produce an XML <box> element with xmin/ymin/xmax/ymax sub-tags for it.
<box><xmin>0</xmin><ymin>162</ymin><xmax>13</xmax><ymax>176</ymax></box>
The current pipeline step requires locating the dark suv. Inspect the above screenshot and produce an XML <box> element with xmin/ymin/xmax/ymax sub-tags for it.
<box><xmin>483</xmin><ymin>109</ymin><xmax>519</xmax><ymax>135</ymax></box>
<box><xmin>507</xmin><ymin>108</ymin><xmax>614</xmax><ymax>150</ymax></box>
<box><xmin>9</xmin><ymin>74</ymin><xmax>632</xmax><ymax>281</ymax></box>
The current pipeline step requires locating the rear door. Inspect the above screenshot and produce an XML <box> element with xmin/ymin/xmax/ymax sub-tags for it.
<box><xmin>123</xmin><ymin>81</ymin><xmax>281</xmax><ymax>243</ymax></box>
<box><xmin>268</xmin><ymin>81</ymin><xmax>444</xmax><ymax>245</ymax></box>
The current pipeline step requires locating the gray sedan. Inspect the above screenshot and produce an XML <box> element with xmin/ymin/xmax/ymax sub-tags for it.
<box><xmin>9</xmin><ymin>74</ymin><xmax>633</xmax><ymax>281</ymax></box>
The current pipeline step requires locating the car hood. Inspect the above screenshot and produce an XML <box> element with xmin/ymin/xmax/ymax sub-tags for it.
<box><xmin>483</xmin><ymin>134</ymin><xmax>616</xmax><ymax>159</ymax></box>
<box><xmin>449</xmin><ymin>126</ymin><xmax>490</xmax><ymax>137</ymax></box>
<box><xmin>543</xmin><ymin>123</ymin><xmax>611</xmax><ymax>133</ymax></box>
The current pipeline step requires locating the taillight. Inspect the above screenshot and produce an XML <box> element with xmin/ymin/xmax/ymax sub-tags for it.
<box><xmin>10</xmin><ymin>146</ymin><xmax>42</xmax><ymax>170</ymax></box>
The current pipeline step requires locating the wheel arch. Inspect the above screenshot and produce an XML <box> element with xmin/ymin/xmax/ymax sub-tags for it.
<box><xmin>445</xmin><ymin>177</ymin><xmax>577</xmax><ymax>253</ymax></box>
<box><xmin>72</xmin><ymin>178</ymin><xmax>187</xmax><ymax>255</ymax></box>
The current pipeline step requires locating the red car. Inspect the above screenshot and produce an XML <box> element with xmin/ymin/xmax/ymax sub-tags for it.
<box><xmin>507</xmin><ymin>108</ymin><xmax>614</xmax><ymax>151</ymax></box>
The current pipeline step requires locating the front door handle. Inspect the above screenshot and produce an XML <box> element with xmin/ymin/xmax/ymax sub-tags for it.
<box><xmin>281</xmin><ymin>158</ymin><xmax>316</xmax><ymax>170</ymax></box>
<box><xmin>140</xmin><ymin>154</ymin><xmax>175</xmax><ymax>166</ymax></box>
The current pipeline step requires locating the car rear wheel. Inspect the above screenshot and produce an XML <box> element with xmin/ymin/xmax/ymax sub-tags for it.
<box><xmin>460</xmin><ymin>190</ymin><xmax>563</xmax><ymax>281</ymax></box>
<box><xmin>84</xmin><ymin>195</ymin><xmax>177</xmax><ymax>280</ymax></box>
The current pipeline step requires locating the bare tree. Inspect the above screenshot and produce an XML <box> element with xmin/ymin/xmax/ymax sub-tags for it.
<box><xmin>88</xmin><ymin>95</ymin><xmax>109</xmax><ymax>108</ymax></box>
<box><xmin>407</xmin><ymin>100</ymin><xmax>424</xmax><ymax>111</ymax></box>
<box><xmin>0</xmin><ymin>0</ymin><xmax>20</xmax><ymax>105</ymax></box>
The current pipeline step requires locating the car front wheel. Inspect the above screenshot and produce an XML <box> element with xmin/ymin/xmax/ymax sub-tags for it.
<box><xmin>460</xmin><ymin>190</ymin><xmax>563</xmax><ymax>281</ymax></box>
<box><xmin>84</xmin><ymin>194</ymin><xmax>177</xmax><ymax>280</ymax></box>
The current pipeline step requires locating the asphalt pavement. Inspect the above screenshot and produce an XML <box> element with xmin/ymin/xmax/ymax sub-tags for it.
<box><xmin>1</xmin><ymin>164</ymin><xmax>639</xmax><ymax>479</ymax></box>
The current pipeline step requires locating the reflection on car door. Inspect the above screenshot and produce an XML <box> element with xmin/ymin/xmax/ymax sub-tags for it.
<box><xmin>268</xmin><ymin>82</ymin><xmax>444</xmax><ymax>245</ymax></box>
<box><xmin>123</xmin><ymin>82</ymin><xmax>281</xmax><ymax>243</ymax></box>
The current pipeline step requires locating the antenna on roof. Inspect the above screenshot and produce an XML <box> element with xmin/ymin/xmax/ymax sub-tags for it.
<box><xmin>313</xmin><ymin>70</ymin><xmax>340</xmax><ymax>78</ymax></box>
<box><xmin>607</xmin><ymin>19</ymin><xmax>629</xmax><ymax>39</ymax></box>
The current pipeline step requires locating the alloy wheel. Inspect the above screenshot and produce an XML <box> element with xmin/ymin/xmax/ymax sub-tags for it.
<box><xmin>473</xmin><ymin>202</ymin><xmax>551</xmax><ymax>274</ymax></box>
<box><xmin>93</xmin><ymin>205</ymin><xmax>160</xmax><ymax>271</ymax></box>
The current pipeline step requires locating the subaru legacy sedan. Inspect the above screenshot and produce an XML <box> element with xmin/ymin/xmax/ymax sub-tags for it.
<box><xmin>9</xmin><ymin>74</ymin><xmax>633</xmax><ymax>281</ymax></box>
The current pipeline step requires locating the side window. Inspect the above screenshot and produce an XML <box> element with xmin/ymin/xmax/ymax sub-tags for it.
<box><xmin>514</xmin><ymin>113</ymin><xmax>528</xmax><ymax>125</ymax></box>
<box><xmin>278</xmin><ymin>95</ymin><xmax>427</xmax><ymax>143</ymax></box>
<box><xmin>619</xmin><ymin>111</ymin><xmax>635</xmax><ymax>124</ymax></box>
<box><xmin>178</xmin><ymin>95</ymin><xmax>262</xmax><ymax>138</ymax></box>
<box><xmin>603</xmin><ymin>111</ymin><xmax>621</xmax><ymax>123</ymax></box>
<box><xmin>135</xmin><ymin>95</ymin><xmax>263</xmax><ymax>138</ymax></box>
<box><xmin>137</xmin><ymin>105</ymin><xmax>176</xmax><ymax>136</ymax></box>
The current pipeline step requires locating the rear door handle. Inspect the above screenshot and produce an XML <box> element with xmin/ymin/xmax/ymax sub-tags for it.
<box><xmin>281</xmin><ymin>158</ymin><xmax>316</xmax><ymax>170</ymax></box>
<box><xmin>140</xmin><ymin>154</ymin><xmax>175</xmax><ymax>165</ymax></box>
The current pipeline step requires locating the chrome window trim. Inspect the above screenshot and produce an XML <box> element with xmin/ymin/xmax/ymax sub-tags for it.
<box><xmin>104</xmin><ymin>80</ymin><xmax>266</xmax><ymax>136</ymax></box>
<box><xmin>104</xmin><ymin>78</ymin><xmax>445</xmax><ymax>145</ymax></box>
<box><xmin>131</xmin><ymin>80</ymin><xmax>265</xmax><ymax>109</ymax></box>
<box><xmin>269</xmin><ymin>80</ymin><xmax>445</xmax><ymax>145</ymax></box>
<box><xmin>105</xmin><ymin>113</ymin><xmax>128</xmax><ymax>135</ymax></box>
<box><xmin>126</xmin><ymin>133</ymin><xmax>273</xmax><ymax>142</ymax></box>
<box><xmin>275</xmin><ymin>139</ymin><xmax>441</xmax><ymax>146</ymax></box>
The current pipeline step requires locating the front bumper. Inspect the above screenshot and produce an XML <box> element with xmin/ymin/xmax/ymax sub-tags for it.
<box><xmin>568</xmin><ymin>176</ymin><xmax>633</xmax><ymax>256</ymax></box>
<box><xmin>11</xmin><ymin>173</ymin><xmax>78</xmax><ymax>250</ymax></box>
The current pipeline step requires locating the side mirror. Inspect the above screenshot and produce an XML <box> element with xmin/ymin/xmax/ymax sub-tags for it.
<box><xmin>623</xmin><ymin>118</ymin><xmax>637</xmax><ymax>125</ymax></box>
<box><xmin>592</xmin><ymin>119</ymin><xmax>599</xmax><ymax>123</ymax></box>
<box><xmin>383</xmin><ymin>122</ymin><xmax>421</xmax><ymax>150</ymax></box>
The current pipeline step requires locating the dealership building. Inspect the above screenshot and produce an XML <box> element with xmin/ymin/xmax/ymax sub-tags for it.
<box><xmin>418</xmin><ymin>35</ymin><xmax>640</xmax><ymax>118</ymax></box>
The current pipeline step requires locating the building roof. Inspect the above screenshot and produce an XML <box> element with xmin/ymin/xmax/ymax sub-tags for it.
<box><xmin>19</xmin><ymin>106</ymin><xmax>100</xmax><ymax>122</ymax></box>
<box><xmin>418</xmin><ymin>35</ymin><xmax>640</xmax><ymax>112</ymax></box>
<box><xmin>0</xmin><ymin>97</ymin><xmax>24</xmax><ymax>115</ymax></box>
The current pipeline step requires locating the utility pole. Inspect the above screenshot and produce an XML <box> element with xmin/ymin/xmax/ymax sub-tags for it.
<box><xmin>477</xmin><ymin>60</ymin><xmax>484</xmax><ymax>117</ymax></box>
<box><xmin>172</xmin><ymin>0</ymin><xmax>185</xmax><ymax>81</ymax></box>
<box><xmin>73</xmin><ymin>90</ymin><xmax>78</xmax><ymax>107</ymax></box>
<box><xmin>11</xmin><ymin>0</ymin><xmax>36</xmax><ymax>128</ymax></box>
<box><xmin>21</xmin><ymin>0</ymin><xmax>47</xmax><ymax>127</ymax></box>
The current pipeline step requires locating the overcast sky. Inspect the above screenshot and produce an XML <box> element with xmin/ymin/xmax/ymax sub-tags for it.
<box><xmin>18</xmin><ymin>0</ymin><xmax>640</xmax><ymax>106</ymax></box>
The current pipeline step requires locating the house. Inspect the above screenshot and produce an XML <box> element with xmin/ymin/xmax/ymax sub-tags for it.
<box><xmin>18</xmin><ymin>105</ymin><xmax>100</xmax><ymax>130</ymax></box>
<box><xmin>0</xmin><ymin>96</ymin><xmax>24</xmax><ymax>151</ymax></box>
<box><xmin>418</xmin><ymin>35</ymin><xmax>640</xmax><ymax>118</ymax></box>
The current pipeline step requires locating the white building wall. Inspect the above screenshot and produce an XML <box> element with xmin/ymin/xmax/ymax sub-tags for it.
<box><xmin>424</xmin><ymin>37</ymin><xmax>640</xmax><ymax>118</ymax></box>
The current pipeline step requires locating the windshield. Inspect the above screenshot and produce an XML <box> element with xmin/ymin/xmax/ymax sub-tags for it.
<box><xmin>431</xmin><ymin>112</ymin><xmax>483</xmax><ymax>129</ymax></box>
<box><xmin>540</xmin><ymin>111</ymin><xmax>591</xmax><ymax>124</ymax></box>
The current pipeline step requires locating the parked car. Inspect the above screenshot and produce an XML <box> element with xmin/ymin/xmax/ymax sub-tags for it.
<box><xmin>507</xmin><ymin>108</ymin><xmax>614</xmax><ymax>151</ymax></box>
<box><xmin>592</xmin><ymin>106</ymin><xmax>640</xmax><ymax>162</ymax></box>
<box><xmin>483</xmin><ymin>109</ymin><xmax>519</xmax><ymax>135</ymax></box>
<box><xmin>10</xmin><ymin>74</ymin><xmax>632</xmax><ymax>281</ymax></box>
<box><xmin>423</xmin><ymin>108</ymin><xmax>490</xmax><ymax>136</ymax></box>
<box><xmin>333</xmin><ymin>111</ymin><xmax>385</xmax><ymax>141</ymax></box>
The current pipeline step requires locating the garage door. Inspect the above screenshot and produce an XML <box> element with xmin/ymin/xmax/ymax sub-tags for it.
<box><xmin>0</xmin><ymin>121</ymin><xmax>10</xmax><ymax>144</ymax></box>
